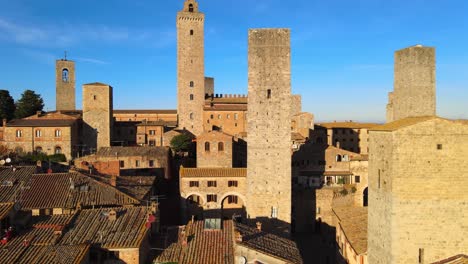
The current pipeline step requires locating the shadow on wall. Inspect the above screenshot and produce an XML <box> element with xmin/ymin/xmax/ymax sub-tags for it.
<box><xmin>81</xmin><ymin>122</ymin><xmax>98</xmax><ymax>154</ymax></box>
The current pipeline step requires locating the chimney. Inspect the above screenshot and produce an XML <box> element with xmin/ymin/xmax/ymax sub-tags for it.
<box><xmin>108</xmin><ymin>210</ymin><xmax>117</xmax><ymax>221</ymax></box>
<box><xmin>336</xmin><ymin>141</ymin><xmax>340</xmax><ymax>149</ymax></box>
<box><xmin>36</xmin><ymin>111</ymin><xmax>41</xmax><ymax>117</ymax></box>
<box><xmin>180</xmin><ymin>226</ymin><xmax>187</xmax><ymax>246</ymax></box>
<box><xmin>69</xmin><ymin>177</ymin><xmax>75</xmax><ymax>190</ymax></box>
<box><xmin>256</xmin><ymin>221</ymin><xmax>262</xmax><ymax>231</ymax></box>
<box><xmin>191</xmin><ymin>215</ymin><xmax>195</xmax><ymax>224</ymax></box>
<box><xmin>2</xmin><ymin>119</ymin><xmax>6</xmax><ymax>127</ymax></box>
<box><xmin>235</xmin><ymin>231</ymin><xmax>242</xmax><ymax>242</ymax></box>
<box><xmin>110</xmin><ymin>175</ymin><xmax>117</xmax><ymax>187</ymax></box>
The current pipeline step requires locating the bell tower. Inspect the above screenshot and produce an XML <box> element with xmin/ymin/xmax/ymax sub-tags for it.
<box><xmin>177</xmin><ymin>0</ymin><xmax>205</xmax><ymax>135</ymax></box>
<box><xmin>56</xmin><ymin>53</ymin><xmax>76</xmax><ymax>111</ymax></box>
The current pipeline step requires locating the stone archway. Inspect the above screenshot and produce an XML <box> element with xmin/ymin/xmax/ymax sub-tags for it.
<box><xmin>220</xmin><ymin>193</ymin><xmax>246</xmax><ymax>220</ymax></box>
<box><xmin>185</xmin><ymin>193</ymin><xmax>204</xmax><ymax>220</ymax></box>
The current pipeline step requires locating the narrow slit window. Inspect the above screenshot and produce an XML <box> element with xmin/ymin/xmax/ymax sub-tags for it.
<box><xmin>190</xmin><ymin>94</ymin><xmax>194</xmax><ymax>100</ymax></box>
<box><xmin>267</xmin><ymin>89</ymin><xmax>271</xmax><ymax>99</ymax></box>
<box><xmin>190</xmin><ymin>29</ymin><xmax>193</xmax><ymax>35</ymax></box>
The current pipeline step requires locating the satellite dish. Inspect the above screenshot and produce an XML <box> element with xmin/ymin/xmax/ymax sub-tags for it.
<box><xmin>239</xmin><ymin>257</ymin><xmax>247</xmax><ymax>264</ymax></box>
<box><xmin>5</xmin><ymin>158</ymin><xmax>11</xmax><ymax>163</ymax></box>
<box><xmin>0</xmin><ymin>160</ymin><xmax>5</xmax><ymax>165</ymax></box>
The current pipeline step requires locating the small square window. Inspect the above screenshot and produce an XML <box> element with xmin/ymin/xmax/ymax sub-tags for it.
<box><xmin>189</xmin><ymin>181</ymin><xmax>199</xmax><ymax>187</ymax></box>
<box><xmin>437</xmin><ymin>144</ymin><xmax>442</xmax><ymax>150</ymax></box>
<box><xmin>149</xmin><ymin>160</ymin><xmax>154</xmax><ymax>167</ymax></box>
<box><xmin>207</xmin><ymin>181</ymin><xmax>217</xmax><ymax>187</ymax></box>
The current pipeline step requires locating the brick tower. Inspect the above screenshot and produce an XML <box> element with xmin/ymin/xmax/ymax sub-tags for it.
<box><xmin>56</xmin><ymin>57</ymin><xmax>76</xmax><ymax>110</ymax></box>
<box><xmin>176</xmin><ymin>0</ymin><xmax>205</xmax><ymax>135</ymax></box>
<box><xmin>246</xmin><ymin>29</ymin><xmax>292</xmax><ymax>231</ymax></box>
<box><xmin>386</xmin><ymin>45</ymin><xmax>436</xmax><ymax>122</ymax></box>
<box><xmin>82</xmin><ymin>82</ymin><xmax>113</xmax><ymax>152</ymax></box>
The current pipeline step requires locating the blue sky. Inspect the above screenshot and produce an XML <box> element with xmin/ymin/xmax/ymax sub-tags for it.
<box><xmin>0</xmin><ymin>0</ymin><xmax>467</xmax><ymax>122</ymax></box>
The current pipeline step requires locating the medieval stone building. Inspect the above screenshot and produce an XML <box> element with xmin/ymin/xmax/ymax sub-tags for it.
<box><xmin>246</xmin><ymin>28</ymin><xmax>292</xmax><ymax>230</ymax></box>
<box><xmin>55</xmin><ymin>58</ymin><xmax>76</xmax><ymax>111</ymax></box>
<box><xmin>368</xmin><ymin>45</ymin><xmax>468</xmax><ymax>263</ymax></box>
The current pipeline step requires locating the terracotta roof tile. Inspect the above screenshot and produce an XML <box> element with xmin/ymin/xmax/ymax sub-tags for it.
<box><xmin>0</xmin><ymin>214</ymin><xmax>89</xmax><ymax>264</ymax></box>
<box><xmin>6</xmin><ymin>119</ymin><xmax>77</xmax><ymax>127</ymax></box>
<box><xmin>333</xmin><ymin>206</ymin><xmax>368</xmax><ymax>255</ymax></box>
<box><xmin>0</xmin><ymin>202</ymin><xmax>14</xmax><ymax>220</ymax></box>
<box><xmin>235</xmin><ymin>222</ymin><xmax>303</xmax><ymax>264</ymax></box>
<box><xmin>96</xmin><ymin>146</ymin><xmax>170</xmax><ymax>158</ymax></box>
<box><xmin>316</xmin><ymin>122</ymin><xmax>380</xmax><ymax>129</ymax></box>
<box><xmin>180</xmin><ymin>167</ymin><xmax>246</xmax><ymax>178</ymax></box>
<box><xmin>155</xmin><ymin>220</ymin><xmax>234</xmax><ymax>264</ymax></box>
<box><xmin>114</xmin><ymin>109</ymin><xmax>177</xmax><ymax>114</ymax></box>
<box><xmin>60</xmin><ymin>206</ymin><xmax>150</xmax><ymax>249</ymax></box>
<box><xmin>20</xmin><ymin>172</ymin><xmax>139</xmax><ymax>210</ymax></box>
<box><xmin>0</xmin><ymin>166</ymin><xmax>36</xmax><ymax>203</ymax></box>
<box><xmin>370</xmin><ymin>116</ymin><xmax>438</xmax><ymax>131</ymax></box>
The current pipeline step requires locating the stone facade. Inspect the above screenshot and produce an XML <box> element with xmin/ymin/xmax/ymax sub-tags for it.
<box><xmin>246</xmin><ymin>29</ymin><xmax>292</xmax><ymax>228</ymax></box>
<box><xmin>56</xmin><ymin>59</ymin><xmax>76</xmax><ymax>111</ymax></box>
<box><xmin>177</xmin><ymin>0</ymin><xmax>205</xmax><ymax>135</ymax></box>
<box><xmin>203</xmin><ymin>95</ymin><xmax>247</xmax><ymax>136</ymax></box>
<box><xmin>387</xmin><ymin>45</ymin><xmax>436</xmax><ymax>122</ymax></box>
<box><xmin>290</xmin><ymin>94</ymin><xmax>302</xmax><ymax>119</ymax></box>
<box><xmin>82</xmin><ymin>83</ymin><xmax>113</xmax><ymax>152</ymax></box>
<box><xmin>179</xmin><ymin>167</ymin><xmax>247</xmax><ymax>220</ymax></box>
<box><xmin>311</xmin><ymin>122</ymin><xmax>378</xmax><ymax>154</ymax></box>
<box><xmin>2</xmin><ymin>111</ymin><xmax>80</xmax><ymax>160</ymax></box>
<box><xmin>113</xmin><ymin>110</ymin><xmax>177</xmax><ymax>122</ymax></box>
<box><xmin>196</xmin><ymin>130</ymin><xmax>233</xmax><ymax>168</ymax></box>
<box><xmin>204</xmin><ymin>77</ymin><xmax>214</xmax><ymax>95</ymax></box>
<box><xmin>368</xmin><ymin>117</ymin><xmax>468</xmax><ymax>263</ymax></box>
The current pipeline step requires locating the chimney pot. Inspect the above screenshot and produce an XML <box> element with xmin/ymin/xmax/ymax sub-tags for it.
<box><xmin>256</xmin><ymin>221</ymin><xmax>262</xmax><ymax>231</ymax></box>
<box><xmin>2</xmin><ymin>119</ymin><xmax>6</xmax><ymax>127</ymax></box>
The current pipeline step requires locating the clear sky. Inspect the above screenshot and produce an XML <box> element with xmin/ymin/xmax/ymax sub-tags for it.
<box><xmin>0</xmin><ymin>0</ymin><xmax>467</xmax><ymax>122</ymax></box>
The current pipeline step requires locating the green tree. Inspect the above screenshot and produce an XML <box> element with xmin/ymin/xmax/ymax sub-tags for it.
<box><xmin>170</xmin><ymin>133</ymin><xmax>192</xmax><ymax>154</ymax></box>
<box><xmin>0</xmin><ymin>90</ymin><xmax>15</xmax><ymax>121</ymax></box>
<box><xmin>14</xmin><ymin>90</ymin><xmax>44</xmax><ymax>119</ymax></box>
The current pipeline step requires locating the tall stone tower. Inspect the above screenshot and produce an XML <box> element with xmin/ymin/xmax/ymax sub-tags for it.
<box><xmin>82</xmin><ymin>83</ymin><xmax>113</xmax><ymax>152</ymax></box>
<box><xmin>246</xmin><ymin>29</ymin><xmax>292</xmax><ymax>231</ymax></box>
<box><xmin>387</xmin><ymin>45</ymin><xmax>436</xmax><ymax>122</ymax></box>
<box><xmin>56</xmin><ymin>58</ymin><xmax>76</xmax><ymax>110</ymax></box>
<box><xmin>177</xmin><ymin>0</ymin><xmax>205</xmax><ymax>135</ymax></box>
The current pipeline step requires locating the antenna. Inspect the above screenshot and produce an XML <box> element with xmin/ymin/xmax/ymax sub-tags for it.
<box><xmin>64</xmin><ymin>51</ymin><xmax>67</xmax><ymax>61</ymax></box>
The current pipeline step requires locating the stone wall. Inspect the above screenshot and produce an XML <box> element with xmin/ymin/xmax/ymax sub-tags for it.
<box><xmin>203</xmin><ymin>110</ymin><xmax>246</xmax><ymax>136</ymax></box>
<box><xmin>82</xmin><ymin>83</ymin><xmax>113</xmax><ymax>151</ymax></box>
<box><xmin>204</xmin><ymin>77</ymin><xmax>214</xmax><ymax>95</ymax></box>
<box><xmin>389</xmin><ymin>45</ymin><xmax>436</xmax><ymax>122</ymax></box>
<box><xmin>4</xmin><ymin>125</ymin><xmax>77</xmax><ymax>160</ymax></box>
<box><xmin>368</xmin><ymin>119</ymin><xmax>468</xmax><ymax>263</ymax></box>
<box><xmin>246</xmin><ymin>29</ymin><xmax>292</xmax><ymax>227</ymax></box>
<box><xmin>56</xmin><ymin>59</ymin><xmax>76</xmax><ymax>111</ymax></box>
<box><xmin>196</xmin><ymin>131</ymin><xmax>233</xmax><ymax>168</ymax></box>
<box><xmin>177</xmin><ymin>0</ymin><xmax>205</xmax><ymax>135</ymax></box>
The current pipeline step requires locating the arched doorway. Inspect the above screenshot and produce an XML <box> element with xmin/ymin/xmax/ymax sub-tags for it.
<box><xmin>220</xmin><ymin>194</ymin><xmax>245</xmax><ymax>220</ymax></box>
<box><xmin>363</xmin><ymin>187</ymin><xmax>368</xmax><ymax>207</ymax></box>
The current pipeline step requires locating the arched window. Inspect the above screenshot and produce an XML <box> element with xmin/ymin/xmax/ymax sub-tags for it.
<box><xmin>234</xmin><ymin>113</ymin><xmax>238</xmax><ymax>120</ymax></box>
<box><xmin>190</xmin><ymin>29</ymin><xmax>194</xmax><ymax>35</ymax></box>
<box><xmin>190</xmin><ymin>81</ymin><xmax>194</xmax><ymax>87</ymax></box>
<box><xmin>35</xmin><ymin>146</ymin><xmax>43</xmax><ymax>153</ymax></box>
<box><xmin>189</xmin><ymin>113</ymin><xmax>194</xmax><ymax>120</ymax></box>
<box><xmin>205</xmin><ymin>142</ymin><xmax>210</xmax><ymax>152</ymax></box>
<box><xmin>15</xmin><ymin>130</ymin><xmax>23</xmax><ymax>138</ymax></box>
<box><xmin>62</xmin><ymin>69</ymin><xmax>69</xmax><ymax>82</ymax></box>
<box><xmin>190</xmin><ymin>94</ymin><xmax>194</xmax><ymax>100</ymax></box>
<box><xmin>218</xmin><ymin>142</ymin><xmax>224</xmax><ymax>151</ymax></box>
<box><xmin>188</xmin><ymin>3</ymin><xmax>194</xmax><ymax>12</ymax></box>
<box><xmin>55</xmin><ymin>146</ymin><xmax>62</xmax><ymax>154</ymax></box>
<box><xmin>343</xmin><ymin>154</ymin><xmax>349</xmax><ymax>161</ymax></box>
<box><xmin>55</xmin><ymin>129</ymin><xmax>61</xmax><ymax>137</ymax></box>
<box><xmin>35</xmin><ymin>129</ymin><xmax>42</xmax><ymax>138</ymax></box>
